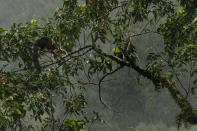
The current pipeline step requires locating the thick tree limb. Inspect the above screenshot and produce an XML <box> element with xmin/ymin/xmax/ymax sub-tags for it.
<box><xmin>93</xmin><ymin>47</ymin><xmax>197</xmax><ymax>125</ymax></box>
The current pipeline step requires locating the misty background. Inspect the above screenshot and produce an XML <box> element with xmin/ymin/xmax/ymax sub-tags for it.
<box><xmin>0</xmin><ymin>0</ymin><xmax>196</xmax><ymax>131</ymax></box>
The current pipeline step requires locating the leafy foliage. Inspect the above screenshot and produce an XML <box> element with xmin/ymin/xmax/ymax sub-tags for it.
<box><xmin>0</xmin><ymin>0</ymin><xmax>197</xmax><ymax>130</ymax></box>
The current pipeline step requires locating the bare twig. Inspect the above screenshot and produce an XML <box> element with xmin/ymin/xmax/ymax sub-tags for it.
<box><xmin>98</xmin><ymin>65</ymin><xmax>124</xmax><ymax>107</ymax></box>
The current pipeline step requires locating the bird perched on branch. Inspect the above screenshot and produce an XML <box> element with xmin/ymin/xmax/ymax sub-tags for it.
<box><xmin>112</xmin><ymin>46</ymin><xmax>124</xmax><ymax>59</ymax></box>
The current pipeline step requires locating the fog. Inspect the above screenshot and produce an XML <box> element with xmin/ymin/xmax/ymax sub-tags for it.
<box><xmin>0</xmin><ymin>1</ymin><xmax>196</xmax><ymax>131</ymax></box>
<box><xmin>0</xmin><ymin>0</ymin><xmax>58</xmax><ymax>28</ymax></box>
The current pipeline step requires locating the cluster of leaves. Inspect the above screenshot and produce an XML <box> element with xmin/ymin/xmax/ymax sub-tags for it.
<box><xmin>0</xmin><ymin>12</ymin><xmax>93</xmax><ymax>131</ymax></box>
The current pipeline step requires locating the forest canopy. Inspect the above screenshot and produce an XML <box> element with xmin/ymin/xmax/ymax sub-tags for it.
<box><xmin>0</xmin><ymin>0</ymin><xmax>197</xmax><ymax>130</ymax></box>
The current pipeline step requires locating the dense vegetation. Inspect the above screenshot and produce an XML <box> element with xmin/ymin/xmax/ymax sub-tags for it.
<box><xmin>0</xmin><ymin>0</ymin><xmax>196</xmax><ymax>130</ymax></box>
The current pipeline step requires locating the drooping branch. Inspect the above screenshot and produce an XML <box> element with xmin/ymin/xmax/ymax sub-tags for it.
<box><xmin>98</xmin><ymin>65</ymin><xmax>124</xmax><ymax>107</ymax></box>
<box><xmin>93</xmin><ymin>47</ymin><xmax>197</xmax><ymax>125</ymax></box>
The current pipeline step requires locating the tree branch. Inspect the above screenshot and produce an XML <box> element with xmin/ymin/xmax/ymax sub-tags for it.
<box><xmin>93</xmin><ymin>47</ymin><xmax>197</xmax><ymax>124</ymax></box>
<box><xmin>11</xmin><ymin>45</ymin><xmax>92</xmax><ymax>73</ymax></box>
<box><xmin>98</xmin><ymin>65</ymin><xmax>124</xmax><ymax>107</ymax></box>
